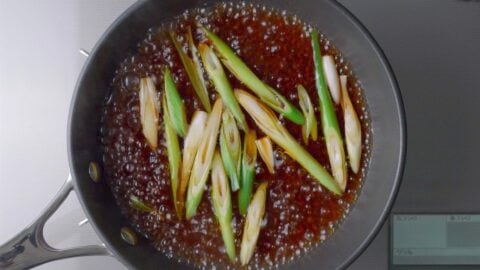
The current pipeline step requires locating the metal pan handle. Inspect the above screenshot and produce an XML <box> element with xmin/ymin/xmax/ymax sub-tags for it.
<box><xmin>0</xmin><ymin>175</ymin><xmax>111</xmax><ymax>270</ymax></box>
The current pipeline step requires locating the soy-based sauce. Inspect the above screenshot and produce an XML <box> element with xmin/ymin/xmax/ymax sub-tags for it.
<box><xmin>101</xmin><ymin>3</ymin><xmax>371</xmax><ymax>269</ymax></box>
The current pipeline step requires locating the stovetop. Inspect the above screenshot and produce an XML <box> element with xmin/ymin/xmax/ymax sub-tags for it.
<box><xmin>1</xmin><ymin>0</ymin><xmax>479</xmax><ymax>269</ymax></box>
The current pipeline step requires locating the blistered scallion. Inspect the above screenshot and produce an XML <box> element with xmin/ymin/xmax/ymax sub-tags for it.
<box><xmin>139</xmin><ymin>77</ymin><xmax>159</xmax><ymax>149</ymax></box>
<box><xmin>238</xmin><ymin>129</ymin><xmax>257</xmax><ymax>215</ymax></box>
<box><xmin>178</xmin><ymin>111</ymin><xmax>208</xmax><ymax>216</ymax></box>
<box><xmin>186</xmin><ymin>99</ymin><xmax>223</xmax><ymax>219</ymax></box>
<box><xmin>164</xmin><ymin>67</ymin><xmax>188</xmax><ymax>137</ymax></box>
<box><xmin>311</xmin><ymin>31</ymin><xmax>347</xmax><ymax>191</ymax></box>
<box><xmin>219</xmin><ymin>110</ymin><xmax>242</xmax><ymax>191</ymax></box>
<box><xmin>240</xmin><ymin>182</ymin><xmax>268</xmax><ymax>266</ymax></box>
<box><xmin>235</xmin><ymin>89</ymin><xmax>342</xmax><ymax>195</ymax></box>
<box><xmin>297</xmin><ymin>84</ymin><xmax>318</xmax><ymax>144</ymax></box>
<box><xmin>255</xmin><ymin>136</ymin><xmax>274</xmax><ymax>174</ymax></box>
<box><xmin>340</xmin><ymin>75</ymin><xmax>362</xmax><ymax>173</ymax></box>
<box><xmin>162</xmin><ymin>95</ymin><xmax>182</xmax><ymax>216</ymax></box>
<box><xmin>170</xmin><ymin>29</ymin><xmax>212</xmax><ymax>112</ymax></box>
<box><xmin>199</xmin><ymin>43</ymin><xmax>248</xmax><ymax>131</ymax></box>
<box><xmin>201</xmin><ymin>26</ymin><xmax>305</xmax><ymax>125</ymax></box>
<box><xmin>211</xmin><ymin>150</ymin><xmax>236</xmax><ymax>261</ymax></box>
<box><xmin>129</xmin><ymin>195</ymin><xmax>155</xmax><ymax>213</ymax></box>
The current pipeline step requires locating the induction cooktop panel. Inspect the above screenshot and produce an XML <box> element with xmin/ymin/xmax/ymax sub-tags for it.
<box><xmin>345</xmin><ymin>0</ymin><xmax>480</xmax><ymax>269</ymax></box>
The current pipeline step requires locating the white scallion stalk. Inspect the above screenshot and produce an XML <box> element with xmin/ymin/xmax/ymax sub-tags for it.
<box><xmin>322</xmin><ymin>55</ymin><xmax>341</xmax><ymax>105</ymax></box>
<box><xmin>340</xmin><ymin>75</ymin><xmax>362</xmax><ymax>173</ymax></box>
<box><xmin>211</xmin><ymin>150</ymin><xmax>236</xmax><ymax>261</ymax></box>
<box><xmin>255</xmin><ymin>136</ymin><xmax>274</xmax><ymax>174</ymax></box>
<box><xmin>325</xmin><ymin>127</ymin><xmax>347</xmax><ymax>191</ymax></box>
<box><xmin>240</xmin><ymin>182</ymin><xmax>268</xmax><ymax>266</ymax></box>
<box><xmin>185</xmin><ymin>99</ymin><xmax>223</xmax><ymax>219</ymax></box>
<box><xmin>178</xmin><ymin>111</ymin><xmax>208</xmax><ymax>216</ymax></box>
<box><xmin>297</xmin><ymin>84</ymin><xmax>318</xmax><ymax>144</ymax></box>
<box><xmin>139</xmin><ymin>77</ymin><xmax>159</xmax><ymax>149</ymax></box>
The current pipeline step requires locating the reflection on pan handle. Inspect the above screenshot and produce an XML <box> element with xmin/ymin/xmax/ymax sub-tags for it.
<box><xmin>0</xmin><ymin>175</ymin><xmax>111</xmax><ymax>270</ymax></box>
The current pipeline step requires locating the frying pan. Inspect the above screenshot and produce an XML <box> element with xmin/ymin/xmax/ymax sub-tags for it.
<box><xmin>0</xmin><ymin>0</ymin><xmax>405</xmax><ymax>269</ymax></box>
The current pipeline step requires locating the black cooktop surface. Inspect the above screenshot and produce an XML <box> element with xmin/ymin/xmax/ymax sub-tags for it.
<box><xmin>344</xmin><ymin>0</ymin><xmax>480</xmax><ymax>269</ymax></box>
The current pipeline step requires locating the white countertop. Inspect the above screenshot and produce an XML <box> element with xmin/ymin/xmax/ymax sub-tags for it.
<box><xmin>0</xmin><ymin>1</ymin><xmax>135</xmax><ymax>269</ymax></box>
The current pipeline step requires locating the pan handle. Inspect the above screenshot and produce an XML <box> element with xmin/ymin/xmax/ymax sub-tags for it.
<box><xmin>0</xmin><ymin>175</ymin><xmax>112</xmax><ymax>270</ymax></box>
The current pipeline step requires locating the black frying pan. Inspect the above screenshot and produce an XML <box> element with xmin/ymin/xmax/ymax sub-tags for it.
<box><xmin>0</xmin><ymin>0</ymin><xmax>405</xmax><ymax>269</ymax></box>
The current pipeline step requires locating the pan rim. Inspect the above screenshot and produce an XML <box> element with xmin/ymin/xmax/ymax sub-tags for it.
<box><xmin>325</xmin><ymin>1</ymin><xmax>406</xmax><ymax>269</ymax></box>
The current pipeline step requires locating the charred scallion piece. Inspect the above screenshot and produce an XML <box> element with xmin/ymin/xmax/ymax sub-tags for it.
<box><xmin>162</xmin><ymin>95</ymin><xmax>182</xmax><ymax>216</ymax></box>
<box><xmin>186</xmin><ymin>99</ymin><xmax>223</xmax><ymax>219</ymax></box>
<box><xmin>178</xmin><ymin>111</ymin><xmax>208</xmax><ymax>216</ymax></box>
<box><xmin>211</xmin><ymin>150</ymin><xmax>236</xmax><ymax>261</ymax></box>
<box><xmin>235</xmin><ymin>89</ymin><xmax>342</xmax><ymax>195</ymax></box>
<box><xmin>139</xmin><ymin>77</ymin><xmax>160</xmax><ymax>149</ymax></box>
<box><xmin>340</xmin><ymin>75</ymin><xmax>362</xmax><ymax>173</ymax></box>
<box><xmin>238</xmin><ymin>129</ymin><xmax>257</xmax><ymax>215</ymax></box>
<box><xmin>169</xmin><ymin>29</ymin><xmax>212</xmax><ymax>112</ymax></box>
<box><xmin>220</xmin><ymin>110</ymin><xmax>242</xmax><ymax>191</ymax></box>
<box><xmin>240</xmin><ymin>182</ymin><xmax>268</xmax><ymax>266</ymax></box>
<box><xmin>129</xmin><ymin>195</ymin><xmax>155</xmax><ymax>213</ymax></box>
<box><xmin>201</xmin><ymin>26</ymin><xmax>305</xmax><ymax>125</ymax></box>
<box><xmin>297</xmin><ymin>84</ymin><xmax>318</xmax><ymax>144</ymax></box>
<box><xmin>311</xmin><ymin>31</ymin><xmax>347</xmax><ymax>191</ymax></box>
<box><xmin>199</xmin><ymin>43</ymin><xmax>247</xmax><ymax>131</ymax></box>
<box><xmin>255</xmin><ymin>136</ymin><xmax>274</xmax><ymax>174</ymax></box>
<box><xmin>164</xmin><ymin>67</ymin><xmax>188</xmax><ymax>137</ymax></box>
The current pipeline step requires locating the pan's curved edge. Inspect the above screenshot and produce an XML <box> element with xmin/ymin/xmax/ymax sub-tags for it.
<box><xmin>66</xmin><ymin>1</ymin><xmax>146</xmax><ymax>269</ymax></box>
<box><xmin>326</xmin><ymin>1</ymin><xmax>407</xmax><ymax>269</ymax></box>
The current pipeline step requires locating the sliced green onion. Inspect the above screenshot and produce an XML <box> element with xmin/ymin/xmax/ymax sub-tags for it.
<box><xmin>187</xmin><ymin>27</ymin><xmax>211</xmax><ymax>112</ymax></box>
<box><xmin>322</xmin><ymin>55</ymin><xmax>341</xmax><ymax>105</ymax></box>
<box><xmin>297</xmin><ymin>84</ymin><xmax>318</xmax><ymax>144</ymax></box>
<box><xmin>178</xmin><ymin>111</ymin><xmax>208</xmax><ymax>216</ymax></box>
<box><xmin>199</xmin><ymin>43</ymin><xmax>248</xmax><ymax>131</ymax></box>
<box><xmin>129</xmin><ymin>195</ymin><xmax>154</xmax><ymax>213</ymax></box>
<box><xmin>219</xmin><ymin>110</ymin><xmax>242</xmax><ymax>191</ymax></box>
<box><xmin>164</xmin><ymin>67</ymin><xmax>188</xmax><ymax>137</ymax></box>
<box><xmin>162</xmin><ymin>95</ymin><xmax>182</xmax><ymax>216</ymax></box>
<box><xmin>311</xmin><ymin>31</ymin><xmax>347</xmax><ymax>191</ymax></box>
<box><xmin>325</xmin><ymin>128</ymin><xmax>347</xmax><ymax>190</ymax></box>
<box><xmin>238</xmin><ymin>129</ymin><xmax>257</xmax><ymax>215</ymax></box>
<box><xmin>240</xmin><ymin>182</ymin><xmax>268</xmax><ymax>266</ymax></box>
<box><xmin>201</xmin><ymin>26</ymin><xmax>305</xmax><ymax>125</ymax></box>
<box><xmin>340</xmin><ymin>75</ymin><xmax>362</xmax><ymax>174</ymax></box>
<box><xmin>235</xmin><ymin>89</ymin><xmax>342</xmax><ymax>195</ymax></box>
<box><xmin>255</xmin><ymin>136</ymin><xmax>274</xmax><ymax>174</ymax></box>
<box><xmin>139</xmin><ymin>77</ymin><xmax>160</xmax><ymax>149</ymax></box>
<box><xmin>211</xmin><ymin>150</ymin><xmax>236</xmax><ymax>261</ymax></box>
<box><xmin>186</xmin><ymin>99</ymin><xmax>223</xmax><ymax>219</ymax></box>
<box><xmin>170</xmin><ymin>30</ymin><xmax>212</xmax><ymax>112</ymax></box>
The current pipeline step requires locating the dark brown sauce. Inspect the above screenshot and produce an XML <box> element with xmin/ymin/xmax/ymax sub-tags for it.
<box><xmin>101</xmin><ymin>3</ymin><xmax>371</xmax><ymax>269</ymax></box>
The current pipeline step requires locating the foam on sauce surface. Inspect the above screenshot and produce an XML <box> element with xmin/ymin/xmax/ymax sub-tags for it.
<box><xmin>101</xmin><ymin>3</ymin><xmax>371</xmax><ymax>269</ymax></box>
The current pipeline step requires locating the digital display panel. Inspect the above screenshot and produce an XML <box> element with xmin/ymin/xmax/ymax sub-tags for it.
<box><xmin>392</xmin><ymin>214</ymin><xmax>480</xmax><ymax>265</ymax></box>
